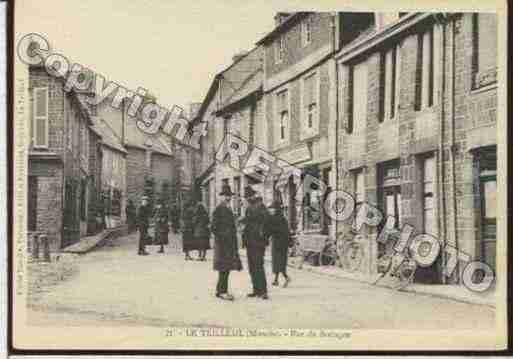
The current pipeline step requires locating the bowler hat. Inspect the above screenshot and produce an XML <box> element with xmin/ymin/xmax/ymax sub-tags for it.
<box><xmin>243</xmin><ymin>185</ymin><xmax>257</xmax><ymax>198</ymax></box>
<box><xmin>219</xmin><ymin>184</ymin><xmax>235</xmax><ymax>197</ymax></box>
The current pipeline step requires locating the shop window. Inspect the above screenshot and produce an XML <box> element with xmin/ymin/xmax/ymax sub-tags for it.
<box><xmin>303</xmin><ymin>166</ymin><xmax>321</xmax><ymax>231</ymax></box>
<box><xmin>477</xmin><ymin>147</ymin><xmax>496</xmax><ymax>271</ymax></box>
<box><xmin>472</xmin><ymin>13</ymin><xmax>498</xmax><ymax>88</ymax></box>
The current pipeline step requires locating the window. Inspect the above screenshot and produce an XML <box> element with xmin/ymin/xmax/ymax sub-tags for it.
<box><xmin>378</xmin><ymin>160</ymin><xmax>401</xmax><ymax>231</ymax></box>
<box><xmin>477</xmin><ymin>147</ymin><xmax>496</xmax><ymax>270</ymax></box>
<box><xmin>422</xmin><ymin>155</ymin><xmax>437</xmax><ymax>236</ymax></box>
<box><xmin>276</xmin><ymin>89</ymin><xmax>289</xmax><ymax>143</ymax></box>
<box><xmin>348</xmin><ymin>62</ymin><xmax>368</xmax><ymax>134</ymax></box>
<box><xmin>301</xmin><ymin>17</ymin><xmax>312</xmax><ymax>46</ymax></box>
<box><xmin>303</xmin><ymin>166</ymin><xmax>321</xmax><ymax>231</ymax></box>
<box><xmin>303</xmin><ymin>72</ymin><xmax>317</xmax><ymax>132</ymax></box>
<box><xmin>379</xmin><ymin>45</ymin><xmax>400</xmax><ymax>122</ymax></box>
<box><xmin>415</xmin><ymin>28</ymin><xmax>434</xmax><ymax>111</ymax></box>
<box><xmin>275</xmin><ymin>35</ymin><xmax>285</xmax><ymax>63</ymax></box>
<box><xmin>473</xmin><ymin>13</ymin><xmax>498</xmax><ymax>88</ymax></box>
<box><xmin>33</xmin><ymin>87</ymin><xmax>49</xmax><ymax>148</ymax></box>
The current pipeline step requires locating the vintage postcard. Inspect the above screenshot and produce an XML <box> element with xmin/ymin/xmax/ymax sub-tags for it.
<box><xmin>9</xmin><ymin>0</ymin><xmax>508</xmax><ymax>353</ymax></box>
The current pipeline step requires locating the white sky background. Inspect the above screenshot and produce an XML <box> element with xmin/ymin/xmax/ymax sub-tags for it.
<box><xmin>14</xmin><ymin>0</ymin><xmax>312</xmax><ymax>113</ymax></box>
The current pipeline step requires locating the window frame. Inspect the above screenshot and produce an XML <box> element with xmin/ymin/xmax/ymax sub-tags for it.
<box><xmin>32</xmin><ymin>87</ymin><xmax>49</xmax><ymax>149</ymax></box>
<box><xmin>300</xmin><ymin>70</ymin><xmax>320</xmax><ymax>139</ymax></box>
<box><xmin>472</xmin><ymin>13</ymin><xmax>498</xmax><ymax>89</ymax></box>
<box><xmin>275</xmin><ymin>87</ymin><xmax>290</xmax><ymax>146</ymax></box>
<box><xmin>348</xmin><ymin>61</ymin><xmax>368</xmax><ymax>134</ymax></box>
<box><xmin>379</xmin><ymin>44</ymin><xmax>400</xmax><ymax>122</ymax></box>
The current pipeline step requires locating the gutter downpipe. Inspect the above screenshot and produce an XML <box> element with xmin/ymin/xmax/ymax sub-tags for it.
<box><xmin>331</xmin><ymin>13</ymin><xmax>340</xmax><ymax>240</ymax></box>
<box><xmin>435</xmin><ymin>13</ymin><xmax>448</xmax><ymax>284</ymax></box>
<box><xmin>449</xmin><ymin>16</ymin><xmax>460</xmax><ymax>283</ymax></box>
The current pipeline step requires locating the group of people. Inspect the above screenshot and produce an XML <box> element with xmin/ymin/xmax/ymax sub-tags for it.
<box><xmin>212</xmin><ymin>183</ymin><xmax>291</xmax><ymax>301</ymax></box>
<box><xmin>131</xmin><ymin>196</ymin><xmax>171</xmax><ymax>256</ymax></box>
<box><xmin>128</xmin><ymin>183</ymin><xmax>292</xmax><ymax>301</ymax></box>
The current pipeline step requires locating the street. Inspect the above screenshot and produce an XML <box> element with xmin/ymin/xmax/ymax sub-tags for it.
<box><xmin>27</xmin><ymin>232</ymin><xmax>495</xmax><ymax>330</ymax></box>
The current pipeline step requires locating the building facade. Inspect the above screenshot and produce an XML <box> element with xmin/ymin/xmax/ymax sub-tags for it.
<box><xmin>27</xmin><ymin>66</ymin><xmax>100</xmax><ymax>250</ymax></box>
<box><xmin>192</xmin><ymin>11</ymin><xmax>498</xmax><ymax>287</ymax></box>
<box><xmin>335</xmin><ymin>12</ymin><xmax>498</xmax><ymax>281</ymax></box>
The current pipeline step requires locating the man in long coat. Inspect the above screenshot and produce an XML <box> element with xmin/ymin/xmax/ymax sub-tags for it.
<box><xmin>182</xmin><ymin>200</ymin><xmax>196</xmax><ymax>260</ymax></box>
<box><xmin>240</xmin><ymin>186</ymin><xmax>270</xmax><ymax>299</ymax></box>
<box><xmin>212</xmin><ymin>184</ymin><xmax>241</xmax><ymax>300</ymax></box>
<box><xmin>126</xmin><ymin>199</ymin><xmax>136</xmax><ymax>233</ymax></box>
<box><xmin>266</xmin><ymin>200</ymin><xmax>291</xmax><ymax>287</ymax></box>
<box><xmin>136</xmin><ymin>196</ymin><xmax>151</xmax><ymax>255</ymax></box>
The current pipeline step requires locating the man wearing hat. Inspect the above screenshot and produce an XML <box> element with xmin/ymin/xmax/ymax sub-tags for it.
<box><xmin>240</xmin><ymin>185</ymin><xmax>270</xmax><ymax>299</ymax></box>
<box><xmin>136</xmin><ymin>195</ymin><xmax>151</xmax><ymax>255</ymax></box>
<box><xmin>211</xmin><ymin>184</ymin><xmax>242</xmax><ymax>300</ymax></box>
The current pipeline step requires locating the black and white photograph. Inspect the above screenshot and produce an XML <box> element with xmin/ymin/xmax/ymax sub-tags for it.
<box><xmin>8</xmin><ymin>0</ymin><xmax>508</xmax><ymax>353</ymax></box>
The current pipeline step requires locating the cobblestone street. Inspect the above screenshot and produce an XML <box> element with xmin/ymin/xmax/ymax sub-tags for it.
<box><xmin>26</xmin><ymin>232</ymin><xmax>495</xmax><ymax>330</ymax></box>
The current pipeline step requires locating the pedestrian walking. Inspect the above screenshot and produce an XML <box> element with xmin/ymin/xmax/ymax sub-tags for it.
<box><xmin>170</xmin><ymin>203</ymin><xmax>180</xmax><ymax>234</ymax></box>
<box><xmin>154</xmin><ymin>201</ymin><xmax>170</xmax><ymax>253</ymax></box>
<box><xmin>193</xmin><ymin>202</ymin><xmax>211</xmax><ymax>261</ymax></box>
<box><xmin>182</xmin><ymin>200</ymin><xmax>196</xmax><ymax>260</ymax></box>
<box><xmin>136</xmin><ymin>196</ymin><xmax>151</xmax><ymax>255</ymax></box>
<box><xmin>266</xmin><ymin>200</ymin><xmax>291</xmax><ymax>287</ymax></box>
<box><xmin>126</xmin><ymin>199</ymin><xmax>136</xmax><ymax>233</ymax></box>
<box><xmin>212</xmin><ymin>184</ymin><xmax>242</xmax><ymax>301</ymax></box>
<box><xmin>240</xmin><ymin>186</ymin><xmax>270</xmax><ymax>300</ymax></box>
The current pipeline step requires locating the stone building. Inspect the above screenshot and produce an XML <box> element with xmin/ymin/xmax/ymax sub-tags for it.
<box><xmin>27</xmin><ymin>66</ymin><xmax>101</xmax><ymax>250</ymax></box>
<box><xmin>89</xmin><ymin>116</ymin><xmax>128</xmax><ymax>229</ymax></box>
<box><xmin>193</xmin><ymin>46</ymin><xmax>265</xmax><ymax>218</ymax></box>
<box><xmin>335</xmin><ymin>12</ymin><xmax>498</xmax><ymax>282</ymax></box>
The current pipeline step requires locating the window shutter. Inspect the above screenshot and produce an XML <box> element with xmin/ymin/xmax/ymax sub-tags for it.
<box><xmin>33</xmin><ymin>87</ymin><xmax>48</xmax><ymax>147</ymax></box>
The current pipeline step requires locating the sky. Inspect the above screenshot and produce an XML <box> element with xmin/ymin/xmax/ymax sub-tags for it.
<box><xmin>15</xmin><ymin>0</ymin><xmax>311</xmax><ymax>114</ymax></box>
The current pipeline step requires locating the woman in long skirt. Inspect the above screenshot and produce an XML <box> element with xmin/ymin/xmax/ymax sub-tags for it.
<box><xmin>193</xmin><ymin>202</ymin><xmax>211</xmax><ymax>261</ymax></box>
<box><xmin>266</xmin><ymin>200</ymin><xmax>291</xmax><ymax>287</ymax></box>
<box><xmin>182</xmin><ymin>200</ymin><xmax>196</xmax><ymax>260</ymax></box>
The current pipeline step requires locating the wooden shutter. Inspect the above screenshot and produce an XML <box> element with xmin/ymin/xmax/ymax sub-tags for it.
<box><xmin>33</xmin><ymin>87</ymin><xmax>48</xmax><ymax>147</ymax></box>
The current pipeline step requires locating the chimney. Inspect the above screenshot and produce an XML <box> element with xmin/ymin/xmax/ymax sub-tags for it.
<box><xmin>274</xmin><ymin>12</ymin><xmax>291</xmax><ymax>26</ymax></box>
<box><xmin>232</xmin><ymin>50</ymin><xmax>248</xmax><ymax>63</ymax></box>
